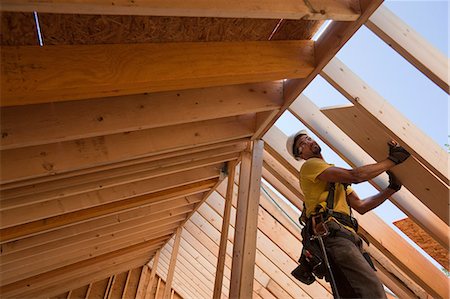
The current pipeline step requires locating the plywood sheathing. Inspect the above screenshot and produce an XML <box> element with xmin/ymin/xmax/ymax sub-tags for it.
<box><xmin>271</xmin><ymin>19</ymin><xmax>323</xmax><ymax>40</ymax></box>
<box><xmin>0</xmin><ymin>12</ymin><xmax>323</xmax><ymax>46</ymax></box>
<box><xmin>0</xmin><ymin>12</ymin><xmax>37</xmax><ymax>46</ymax></box>
<box><xmin>394</xmin><ymin>217</ymin><xmax>449</xmax><ymax>271</ymax></box>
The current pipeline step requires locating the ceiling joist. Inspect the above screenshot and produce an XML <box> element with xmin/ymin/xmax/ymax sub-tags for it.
<box><xmin>1</xmin><ymin>41</ymin><xmax>314</xmax><ymax>106</ymax></box>
<box><xmin>0</xmin><ymin>0</ymin><xmax>361</xmax><ymax>20</ymax></box>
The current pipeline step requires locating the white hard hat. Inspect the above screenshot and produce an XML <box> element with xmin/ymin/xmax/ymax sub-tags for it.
<box><xmin>286</xmin><ymin>129</ymin><xmax>308</xmax><ymax>160</ymax></box>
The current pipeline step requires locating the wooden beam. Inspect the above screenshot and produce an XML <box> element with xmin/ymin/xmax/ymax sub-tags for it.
<box><xmin>289</xmin><ymin>95</ymin><xmax>449</xmax><ymax>249</ymax></box>
<box><xmin>1</xmin><ymin>224</ymin><xmax>177</xmax><ymax>285</ymax></box>
<box><xmin>0</xmin><ymin>82</ymin><xmax>282</xmax><ymax>150</ymax></box>
<box><xmin>0</xmin><ymin>239</ymin><xmax>159</xmax><ymax>298</ymax></box>
<box><xmin>163</xmin><ymin>227</ymin><xmax>182</xmax><ymax>299</ymax></box>
<box><xmin>213</xmin><ymin>161</ymin><xmax>236</xmax><ymax>299</ymax></box>
<box><xmin>0</xmin><ymin>115</ymin><xmax>253</xmax><ymax>183</ymax></box>
<box><xmin>288</xmin><ymin>96</ymin><xmax>449</xmax><ymax>298</ymax></box>
<box><xmin>1</xmin><ymin>195</ymin><xmax>199</xmax><ymax>256</ymax></box>
<box><xmin>321</xmin><ymin>104</ymin><xmax>449</xmax><ymax>224</ymax></box>
<box><xmin>1</xmin><ymin>41</ymin><xmax>314</xmax><ymax>106</ymax></box>
<box><xmin>366</xmin><ymin>5</ymin><xmax>449</xmax><ymax>94</ymax></box>
<box><xmin>256</xmin><ymin>0</ymin><xmax>383</xmax><ymax>139</ymax></box>
<box><xmin>1</xmin><ymin>144</ymin><xmax>243</xmax><ymax>206</ymax></box>
<box><xmin>0</xmin><ymin>139</ymin><xmax>246</xmax><ymax>190</ymax></box>
<box><xmin>0</xmin><ymin>179</ymin><xmax>215</xmax><ymax>242</ymax></box>
<box><xmin>229</xmin><ymin>140</ymin><xmax>263</xmax><ymax>299</ymax></box>
<box><xmin>0</xmin><ymin>0</ymin><xmax>360</xmax><ymax>20</ymax></box>
<box><xmin>145</xmin><ymin>250</ymin><xmax>161</xmax><ymax>299</ymax></box>
<box><xmin>1</xmin><ymin>210</ymin><xmax>185</xmax><ymax>267</ymax></box>
<box><xmin>1</xmin><ymin>164</ymin><xmax>221</xmax><ymax>229</ymax></box>
<box><xmin>322</xmin><ymin>57</ymin><xmax>448</xmax><ymax>184</ymax></box>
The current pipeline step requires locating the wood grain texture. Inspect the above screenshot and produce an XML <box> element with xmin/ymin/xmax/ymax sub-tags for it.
<box><xmin>1</xmin><ymin>41</ymin><xmax>314</xmax><ymax>106</ymax></box>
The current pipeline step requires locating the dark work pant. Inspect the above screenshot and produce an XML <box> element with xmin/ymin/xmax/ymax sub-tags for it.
<box><xmin>324</xmin><ymin>221</ymin><xmax>387</xmax><ymax>299</ymax></box>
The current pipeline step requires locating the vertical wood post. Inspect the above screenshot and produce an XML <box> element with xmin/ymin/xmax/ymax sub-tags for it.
<box><xmin>163</xmin><ymin>227</ymin><xmax>182</xmax><ymax>299</ymax></box>
<box><xmin>136</xmin><ymin>266</ymin><xmax>150</xmax><ymax>299</ymax></box>
<box><xmin>229</xmin><ymin>140</ymin><xmax>264</xmax><ymax>299</ymax></box>
<box><xmin>212</xmin><ymin>161</ymin><xmax>237</xmax><ymax>299</ymax></box>
<box><xmin>144</xmin><ymin>250</ymin><xmax>161</xmax><ymax>299</ymax></box>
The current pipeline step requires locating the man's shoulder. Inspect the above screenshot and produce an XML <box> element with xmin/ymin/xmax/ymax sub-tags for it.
<box><xmin>300</xmin><ymin>158</ymin><xmax>331</xmax><ymax>176</ymax></box>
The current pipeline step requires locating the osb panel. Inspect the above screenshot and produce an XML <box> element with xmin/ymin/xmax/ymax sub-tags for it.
<box><xmin>271</xmin><ymin>19</ymin><xmax>324</xmax><ymax>40</ymax></box>
<box><xmin>0</xmin><ymin>12</ymin><xmax>38</xmax><ymax>46</ymax></box>
<box><xmin>394</xmin><ymin>217</ymin><xmax>449</xmax><ymax>271</ymax></box>
<box><xmin>38</xmin><ymin>14</ymin><xmax>281</xmax><ymax>45</ymax></box>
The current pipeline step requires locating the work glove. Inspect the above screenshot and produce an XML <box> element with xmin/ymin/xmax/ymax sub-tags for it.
<box><xmin>387</xmin><ymin>142</ymin><xmax>411</xmax><ymax>164</ymax></box>
<box><xmin>387</xmin><ymin>171</ymin><xmax>402</xmax><ymax>191</ymax></box>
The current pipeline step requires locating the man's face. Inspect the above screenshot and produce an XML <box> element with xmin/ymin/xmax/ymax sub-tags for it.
<box><xmin>295</xmin><ymin>134</ymin><xmax>321</xmax><ymax>158</ymax></box>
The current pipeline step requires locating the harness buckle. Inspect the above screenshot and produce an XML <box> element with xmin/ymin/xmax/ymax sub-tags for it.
<box><xmin>311</xmin><ymin>214</ymin><xmax>329</xmax><ymax>237</ymax></box>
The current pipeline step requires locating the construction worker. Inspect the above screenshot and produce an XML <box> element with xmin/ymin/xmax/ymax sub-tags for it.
<box><xmin>287</xmin><ymin>129</ymin><xmax>410</xmax><ymax>298</ymax></box>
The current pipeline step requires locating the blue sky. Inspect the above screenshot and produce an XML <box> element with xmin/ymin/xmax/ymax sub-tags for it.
<box><xmin>274</xmin><ymin>1</ymin><xmax>449</xmax><ymax>271</ymax></box>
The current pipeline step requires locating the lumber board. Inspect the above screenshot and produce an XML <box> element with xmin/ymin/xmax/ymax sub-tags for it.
<box><xmin>394</xmin><ymin>217</ymin><xmax>449</xmax><ymax>271</ymax></box>
<box><xmin>366</xmin><ymin>5</ymin><xmax>449</xmax><ymax>94</ymax></box>
<box><xmin>0</xmin><ymin>196</ymin><xmax>199</xmax><ymax>255</ymax></box>
<box><xmin>1</xmin><ymin>152</ymin><xmax>236</xmax><ymax>210</ymax></box>
<box><xmin>0</xmin><ymin>82</ymin><xmax>282</xmax><ymax>150</ymax></box>
<box><xmin>321</xmin><ymin>104</ymin><xmax>449</xmax><ymax>224</ymax></box>
<box><xmin>162</xmin><ymin>227</ymin><xmax>181</xmax><ymax>299</ymax></box>
<box><xmin>230</xmin><ymin>140</ymin><xmax>264</xmax><ymax>299</ymax></box>
<box><xmin>0</xmin><ymin>239</ymin><xmax>159</xmax><ymax>298</ymax></box>
<box><xmin>0</xmin><ymin>139</ymin><xmax>246</xmax><ymax>190</ymax></box>
<box><xmin>158</xmin><ymin>246</ymin><xmax>210</xmax><ymax>298</ymax></box>
<box><xmin>0</xmin><ymin>207</ymin><xmax>189</xmax><ymax>269</ymax></box>
<box><xmin>0</xmin><ymin>115</ymin><xmax>253</xmax><ymax>183</ymax></box>
<box><xmin>1</xmin><ymin>224</ymin><xmax>177</xmax><ymax>285</ymax></box>
<box><xmin>213</xmin><ymin>161</ymin><xmax>236</xmax><ymax>299</ymax></box>
<box><xmin>0</xmin><ymin>144</ymin><xmax>243</xmax><ymax>203</ymax></box>
<box><xmin>23</xmin><ymin>260</ymin><xmax>148</xmax><ymax>299</ymax></box>
<box><xmin>0</xmin><ymin>179</ymin><xmax>215</xmax><ymax>242</ymax></box>
<box><xmin>3</xmin><ymin>238</ymin><xmax>164</xmax><ymax>286</ymax></box>
<box><xmin>0</xmin><ymin>164</ymin><xmax>221</xmax><ymax>229</ymax></box>
<box><xmin>322</xmin><ymin>57</ymin><xmax>448</xmax><ymax>184</ymax></box>
<box><xmin>256</xmin><ymin>0</ymin><xmax>383</xmax><ymax>138</ymax></box>
<box><xmin>1</xmin><ymin>41</ymin><xmax>314</xmax><ymax>106</ymax></box>
<box><xmin>289</xmin><ymin>96</ymin><xmax>449</xmax><ymax>249</ymax></box>
<box><xmin>0</xmin><ymin>0</ymin><xmax>360</xmax><ymax>20</ymax></box>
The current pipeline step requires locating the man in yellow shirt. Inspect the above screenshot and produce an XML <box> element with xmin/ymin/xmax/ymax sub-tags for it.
<box><xmin>287</xmin><ymin>130</ymin><xmax>410</xmax><ymax>298</ymax></box>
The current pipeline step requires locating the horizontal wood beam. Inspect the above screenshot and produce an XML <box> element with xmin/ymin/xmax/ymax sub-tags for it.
<box><xmin>1</xmin><ymin>195</ymin><xmax>200</xmax><ymax>256</ymax></box>
<box><xmin>0</xmin><ymin>115</ymin><xmax>253</xmax><ymax>183</ymax></box>
<box><xmin>1</xmin><ymin>139</ymin><xmax>247</xmax><ymax>190</ymax></box>
<box><xmin>0</xmin><ymin>179</ymin><xmax>216</xmax><ymax>242</ymax></box>
<box><xmin>1</xmin><ymin>152</ymin><xmax>236</xmax><ymax>210</ymax></box>
<box><xmin>2</xmin><ymin>231</ymin><xmax>171</xmax><ymax>285</ymax></box>
<box><xmin>0</xmin><ymin>82</ymin><xmax>282</xmax><ymax>150</ymax></box>
<box><xmin>1</xmin><ymin>164</ymin><xmax>221</xmax><ymax>229</ymax></box>
<box><xmin>366</xmin><ymin>5</ymin><xmax>449</xmax><ymax>94</ymax></box>
<box><xmin>1</xmin><ymin>41</ymin><xmax>314</xmax><ymax>106</ymax></box>
<box><xmin>256</xmin><ymin>0</ymin><xmax>383</xmax><ymax>138</ymax></box>
<box><xmin>0</xmin><ymin>239</ymin><xmax>160</xmax><ymax>297</ymax></box>
<box><xmin>0</xmin><ymin>0</ymin><xmax>360</xmax><ymax>20</ymax></box>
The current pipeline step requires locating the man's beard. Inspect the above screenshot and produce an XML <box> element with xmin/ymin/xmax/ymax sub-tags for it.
<box><xmin>312</xmin><ymin>143</ymin><xmax>322</xmax><ymax>155</ymax></box>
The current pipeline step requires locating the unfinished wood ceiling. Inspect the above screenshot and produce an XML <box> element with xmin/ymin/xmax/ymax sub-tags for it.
<box><xmin>1</xmin><ymin>1</ymin><xmax>449</xmax><ymax>299</ymax></box>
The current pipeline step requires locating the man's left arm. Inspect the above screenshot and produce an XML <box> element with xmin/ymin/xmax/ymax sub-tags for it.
<box><xmin>346</xmin><ymin>172</ymin><xmax>402</xmax><ymax>214</ymax></box>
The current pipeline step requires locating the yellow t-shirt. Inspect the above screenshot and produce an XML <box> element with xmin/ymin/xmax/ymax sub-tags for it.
<box><xmin>300</xmin><ymin>158</ymin><xmax>354</xmax><ymax>218</ymax></box>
